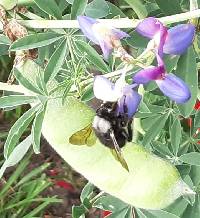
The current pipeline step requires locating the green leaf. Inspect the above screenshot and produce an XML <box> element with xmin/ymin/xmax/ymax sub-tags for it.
<box><xmin>180</xmin><ymin>152</ymin><xmax>200</xmax><ymax>166</ymax></box>
<box><xmin>33</xmin><ymin>0</ymin><xmax>62</xmax><ymax>19</ymax></box>
<box><xmin>0</xmin><ymin>95</ymin><xmax>36</xmax><ymax>109</ymax></box>
<box><xmin>194</xmin><ymin>111</ymin><xmax>200</xmax><ymax>128</ymax></box>
<box><xmin>14</xmin><ymin>68</ymin><xmax>43</xmax><ymax>94</ymax></box>
<box><xmin>0</xmin><ymin>136</ymin><xmax>32</xmax><ymax>179</ymax></box>
<box><xmin>176</xmin><ymin>47</ymin><xmax>198</xmax><ymax>117</ymax></box>
<box><xmin>108</xmin><ymin>206</ymin><xmax>132</xmax><ymax>218</ymax></box>
<box><xmin>165</xmin><ymin>198</ymin><xmax>188</xmax><ymax>217</ymax></box>
<box><xmin>80</xmin><ymin>182</ymin><xmax>94</xmax><ymax>203</ymax></box>
<box><xmin>71</xmin><ymin>0</ymin><xmax>88</xmax><ymax>19</ymax></box>
<box><xmin>123</xmin><ymin>0</ymin><xmax>148</xmax><ymax>19</ymax></box>
<box><xmin>170</xmin><ymin>118</ymin><xmax>182</xmax><ymax>155</ymax></box>
<box><xmin>146</xmin><ymin>209</ymin><xmax>180</xmax><ymax>218</ymax></box>
<box><xmin>0</xmin><ymin>153</ymin><xmax>30</xmax><ymax>197</ymax></box>
<box><xmin>182</xmin><ymin>195</ymin><xmax>200</xmax><ymax>218</ymax></box>
<box><xmin>62</xmin><ymin>80</ymin><xmax>74</xmax><ymax>104</ymax></box>
<box><xmin>93</xmin><ymin>195</ymin><xmax>127</xmax><ymax>212</ymax></box>
<box><xmin>16</xmin><ymin>162</ymin><xmax>50</xmax><ymax>186</ymax></box>
<box><xmin>72</xmin><ymin>205</ymin><xmax>87</xmax><ymax>218</ymax></box>
<box><xmin>142</xmin><ymin>112</ymin><xmax>169</xmax><ymax>146</ymax></box>
<box><xmin>107</xmin><ymin>2</ymin><xmax>126</xmax><ymax>18</ymax></box>
<box><xmin>85</xmin><ymin>0</ymin><xmax>109</xmax><ymax>18</ymax></box>
<box><xmin>44</xmin><ymin>39</ymin><xmax>68</xmax><ymax>83</ymax></box>
<box><xmin>164</xmin><ymin>55</ymin><xmax>180</xmax><ymax>73</ymax></box>
<box><xmin>10</xmin><ymin>33</ymin><xmax>64</xmax><ymax>51</ymax></box>
<box><xmin>0</xmin><ymin>34</ymin><xmax>11</xmax><ymax>45</ymax></box>
<box><xmin>23</xmin><ymin>201</ymin><xmax>53</xmax><ymax>218</ymax></box>
<box><xmin>126</xmin><ymin>31</ymin><xmax>148</xmax><ymax>49</ymax></box>
<box><xmin>31</xmin><ymin>103</ymin><xmax>47</xmax><ymax>154</ymax></box>
<box><xmin>155</xmin><ymin>0</ymin><xmax>182</xmax><ymax>15</ymax></box>
<box><xmin>4</xmin><ymin>104</ymin><xmax>39</xmax><ymax>158</ymax></box>
<box><xmin>76</xmin><ymin>40</ymin><xmax>110</xmax><ymax>73</ymax></box>
<box><xmin>81</xmin><ymin>84</ymin><xmax>94</xmax><ymax>102</ymax></box>
<box><xmin>190</xmin><ymin>165</ymin><xmax>200</xmax><ymax>186</ymax></box>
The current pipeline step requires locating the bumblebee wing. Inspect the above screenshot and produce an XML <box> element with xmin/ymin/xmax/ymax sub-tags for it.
<box><xmin>69</xmin><ymin>124</ymin><xmax>96</xmax><ymax>146</ymax></box>
<box><xmin>110</xmin><ymin>131</ymin><xmax>129</xmax><ymax>172</ymax></box>
<box><xmin>86</xmin><ymin>129</ymin><xmax>97</xmax><ymax>146</ymax></box>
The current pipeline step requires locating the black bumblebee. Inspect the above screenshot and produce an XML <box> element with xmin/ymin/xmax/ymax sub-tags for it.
<box><xmin>92</xmin><ymin>101</ymin><xmax>132</xmax><ymax>150</ymax></box>
<box><xmin>69</xmin><ymin>100</ymin><xmax>133</xmax><ymax>171</ymax></box>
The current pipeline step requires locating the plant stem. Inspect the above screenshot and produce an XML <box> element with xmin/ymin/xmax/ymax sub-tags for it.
<box><xmin>15</xmin><ymin>9</ymin><xmax>200</xmax><ymax>30</ymax></box>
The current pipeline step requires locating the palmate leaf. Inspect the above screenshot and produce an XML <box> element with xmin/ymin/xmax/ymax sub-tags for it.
<box><xmin>0</xmin><ymin>95</ymin><xmax>36</xmax><ymax>109</ymax></box>
<box><xmin>123</xmin><ymin>0</ymin><xmax>147</xmax><ymax>19</ymax></box>
<box><xmin>85</xmin><ymin>0</ymin><xmax>109</xmax><ymax>19</ymax></box>
<box><xmin>76</xmin><ymin>40</ymin><xmax>110</xmax><ymax>73</ymax></box>
<box><xmin>155</xmin><ymin>0</ymin><xmax>182</xmax><ymax>15</ymax></box>
<box><xmin>10</xmin><ymin>33</ymin><xmax>64</xmax><ymax>51</ymax></box>
<box><xmin>142</xmin><ymin>112</ymin><xmax>169</xmax><ymax>146</ymax></box>
<box><xmin>71</xmin><ymin>0</ymin><xmax>88</xmax><ymax>19</ymax></box>
<box><xmin>14</xmin><ymin>68</ymin><xmax>43</xmax><ymax>95</ymax></box>
<box><xmin>93</xmin><ymin>194</ymin><xmax>128</xmax><ymax>212</ymax></box>
<box><xmin>179</xmin><ymin>152</ymin><xmax>200</xmax><ymax>166</ymax></box>
<box><xmin>170</xmin><ymin>118</ymin><xmax>182</xmax><ymax>155</ymax></box>
<box><xmin>33</xmin><ymin>0</ymin><xmax>62</xmax><ymax>19</ymax></box>
<box><xmin>176</xmin><ymin>47</ymin><xmax>198</xmax><ymax>117</ymax></box>
<box><xmin>31</xmin><ymin>101</ymin><xmax>47</xmax><ymax>154</ymax></box>
<box><xmin>4</xmin><ymin>104</ymin><xmax>40</xmax><ymax>158</ymax></box>
<box><xmin>0</xmin><ymin>135</ymin><xmax>32</xmax><ymax>179</ymax></box>
<box><xmin>44</xmin><ymin>38</ymin><xmax>68</xmax><ymax>83</ymax></box>
<box><xmin>182</xmin><ymin>195</ymin><xmax>200</xmax><ymax>218</ymax></box>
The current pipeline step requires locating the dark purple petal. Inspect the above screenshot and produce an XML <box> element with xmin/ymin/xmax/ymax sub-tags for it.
<box><xmin>136</xmin><ymin>17</ymin><xmax>162</xmax><ymax>39</ymax></box>
<box><xmin>117</xmin><ymin>87</ymin><xmax>142</xmax><ymax>118</ymax></box>
<box><xmin>163</xmin><ymin>24</ymin><xmax>195</xmax><ymax>55</ymax></box>
<box><xmin>157</xmin><ymin>24</ymin><xmax>168</xmax><ymax>58</ymax></box>
<box><xmin>133</xmin><ymin>65</ymin><xmax>165</xmax><ymax>84</ymax></box>
<box><xmin>156</xmin><ymin>73</ymin><xmax>191</xmax><ymax>103</ymax></box>
<box><xmin>77</xmin><ymin>16</ymin><xmax>99</xmax><ymax>44</ymax></box>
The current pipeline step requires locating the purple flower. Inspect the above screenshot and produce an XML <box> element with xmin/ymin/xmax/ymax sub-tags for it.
<box><xmin>77</xmin><ymin>16</ymin><xmax>129</xmax><ymax>59</ymax></box>
<box><xmin>133</xmin><ymin>55</ymin><xmax>191</xmax><ymax>103</ymax></box>
<box><xmin>93</xmin><ymin>71</ymin><xmax>141</xmax><ymax>118</ymax></box>
<box><xmin>133</xmin><ymin>17</ymin><xmax>194</xmax><ymax>104</ymax></box>
<box><xmin>136</xmin><ymin>17</ymin><xmax>195</xmax><ymax>56</ymax></box>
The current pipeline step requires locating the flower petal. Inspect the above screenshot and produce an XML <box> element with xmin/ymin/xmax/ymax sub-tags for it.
<box><xmin>117</xmin><ymin>87</ymin><xmax>141</xmax><ymax>118</ymax></box>
<box><xmin>93</xmin><ymin>76</ymin><xmax>121</xmax><ymax>102</ymax></box>
<box><xmin>133</xmin><ymin>65</ymin><xmax>165</xmax><ymax>84</ymax></box>
<box><xmin>156</xmin><ymin>73</ymin><xmax>191</xmax><ymax>103</ymax></box>
<box><xmin>111</xmin><ymin>28</ymin><xmax>130</xmax><ymax>39</ymax></box>
<box><xmin>77</xmin><ymin>16</ymin><xmax>99</xmax><ymax>44</ymax></box>
<box><xmin>136</xmin><ymin>17</ymin><xmax>162</xmax><ymax>39</ymax></box>
<box><xmin>163</xmin><ymin>24</ymin><xmax>195</xmax><ymax>55</ymax></box>
<box><xmin>156</xmin><ymin>24</ymin><xmax>168</xmax><ymax>58</ymax></box>
<box><xmin>98</xmin><ymin>39</ymin><xmax>113</xmax><ymax>59</ymax></box>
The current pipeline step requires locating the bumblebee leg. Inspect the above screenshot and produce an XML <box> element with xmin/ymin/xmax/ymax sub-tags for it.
<box><xmin>127</xmin><ymin>120</ymin><xmax>133</xmax><ymax>142</ymax></box>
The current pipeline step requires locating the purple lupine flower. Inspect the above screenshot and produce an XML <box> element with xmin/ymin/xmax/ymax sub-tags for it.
<box><xmin>133</xmin><ymin>17</ymin><xmax>194</xmax><ymax>104</ymax></box>
<box><xmin>136</xmin><ymin>17</ymin><xmax>195</xmax><ymax>56</ymax></box>
<box><xmin>77</xmin><ymin>16</ymin><xmax>129</xmax><ymax>59</ymax></box>
<box><xmin>93</xmin><ymin>71</ymin><xmax>141</xmax><ymax>118</ymax></box>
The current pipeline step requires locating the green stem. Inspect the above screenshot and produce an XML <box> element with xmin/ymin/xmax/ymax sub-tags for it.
<box><xmin>16</xmin><ymin>9</ymin><xmax>200</xmax><ymax>30</ymax></box>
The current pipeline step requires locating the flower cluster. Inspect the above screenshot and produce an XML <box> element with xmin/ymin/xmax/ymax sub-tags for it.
<box><xmin>133</xmin><ymin>17</ymin><xmax>195</xmax><ymax>103</ymax></box>
<box><xmin>78</xmin><ymin>16</ymin><xmax>195</xmax><ymax>120</ymax></box>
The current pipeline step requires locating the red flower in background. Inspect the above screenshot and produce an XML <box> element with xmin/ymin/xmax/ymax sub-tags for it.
<box><xmin>54</xmin><ymin>180</ymin><xmax>75</xmax><ymax>192</ymax></box>
<box><xmin>194</xmin><ymin>100</ymin><xmax>200</xmax><ymax>110</ymax></box>
<box><xmin>102</xmin><ymin>210</ymin><xmax>112</xmax><ymax>217</ymax></box>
